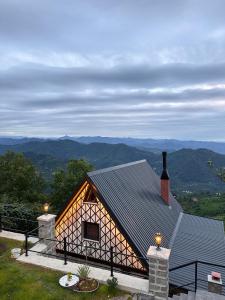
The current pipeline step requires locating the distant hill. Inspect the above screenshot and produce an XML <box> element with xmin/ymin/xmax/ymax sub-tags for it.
<box><xmin>0</xmin><ymin>140</ymin><xmax>224</xmax><ymax>193</ymax></box>
<box><xmin>0</xmin><ymin>137</ymin><xmax>46</xmax><ymax>145</ymax></box>
<box><xmin>0</xmin><ymin>140</ymin><xmax>157</xmax><ymax>168</ymax></box>
<box><xmin>58</xmin><ymin>136</ymin><xmax>225</xmax><ymax>154</ymax></box>
<box><xmin>1</xmin><ymin>136</ymin><xmax>225</xmax><ymax>154</ymax></box>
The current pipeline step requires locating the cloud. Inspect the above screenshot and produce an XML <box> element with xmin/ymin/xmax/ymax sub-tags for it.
<box><xmin>1</xmin><ymin>62</ymin><xmax>225</xmax><ymax>91</ymax></box>
<box><xmin>0</xmin><ymin>0</ymin><xmax>225</xmax><ymax>140</ymax></box>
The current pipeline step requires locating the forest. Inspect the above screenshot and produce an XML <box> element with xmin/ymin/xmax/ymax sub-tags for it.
<box><xmin>0</xmin><ymin>148</ymin><xmax>224</xmax><ymax>232</ymax></box>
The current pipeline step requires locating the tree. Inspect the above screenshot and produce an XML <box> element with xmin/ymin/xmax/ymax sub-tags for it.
<box><xmin>0</xmin><ymin>151</ymin><xmax>46</xmax><ymax>204</ymax></box>
<box><xmin>217</xmin><ymin>167</ymin><xmax>225</xmax><ymax>182</ymax></box>
<box><xmin>51</xmin><ymin>159</ymin><xmax>93</xmax><ymax>212</ymax></box>
<box><xmin>207</xmin><ymin>159</ymin><xmax>225</xmax><ymax>182</ymax></box>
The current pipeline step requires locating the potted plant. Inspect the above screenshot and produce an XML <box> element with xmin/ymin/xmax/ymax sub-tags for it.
<box><xmin>73</xmin><ymin>265</ymin><xmax>99</xmax><ymax>292</ymax></box>
<box><xmin>67</xmin><ymin>272</ymin><xmax>73</xmax><ymax>281</ymax></box>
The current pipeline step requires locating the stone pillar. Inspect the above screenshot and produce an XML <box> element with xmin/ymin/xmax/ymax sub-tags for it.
<box><xmin>208</xmin><ymin>272</ymin><xmax>223</xmax><ymax>295</ymax></box>
<box><xmin>37</xmin><ymin>214</ymin><xmax>56</xmax><ymax>253</ymax></box>
<box><xmin>147</xmin><ymin>246</ymin><xmax>171</xmax><ymax>300</ymax></box>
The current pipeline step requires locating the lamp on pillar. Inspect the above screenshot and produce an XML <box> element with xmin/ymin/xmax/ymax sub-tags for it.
<box><xmin>154</xmin><ymin>232</ymin><xmax>162</xmax><ymax>251</ymax></box>
<box><xmin>37</xmin><ymin>210</ymin><xmax>56</xmax><ymax>254</ymax></box>
<box><xmin>147</xmin><ymin>240</ymin><xmax>171</xmax><ymax>299</ymax></box>
<box><xmin>43</xmin><ymin>203</ymin><xmax>49</xmax><ymax>215</ymax></box>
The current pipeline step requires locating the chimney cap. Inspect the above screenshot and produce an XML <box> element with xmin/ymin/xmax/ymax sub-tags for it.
<box><xmin>161</xmin><ymin>151</ymin><xmax>169</xmax><ymax>180</ymax></box>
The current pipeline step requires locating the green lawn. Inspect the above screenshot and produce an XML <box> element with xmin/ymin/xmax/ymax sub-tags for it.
<box><xmin>177</xmin><ymin>193</ymin><xmax>225</xmax><ymax>227</ymax></box>
<box><xmin>0</xmin><ymin>237</ymin><xmax>127</xmax><ymax>300</ymax></box>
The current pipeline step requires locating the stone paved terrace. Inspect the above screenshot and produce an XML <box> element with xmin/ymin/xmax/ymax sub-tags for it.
<box><xmin>12</xmin><ymin>239</ymin><xmax>148</xmax><ymax>294</ymax></box>
<box><xmin>169</xmin><ymin>290</ymin><xmax>225</xmax><ymax>300</ymax></box>
<box><xmin>196</xmin><ymin>290</ymin><xmax>225</xmax><ymax>300</ymax></box>
<box><xmin>0</xmin><ymin>230</ymin><xmax>38</xmax><ymax>243</ymax></box>
<box><xmin>2</xmin><ymin>230</ymin><xmax>225</xmax><ymax>299</ymax></box>
<box><xmin>0</xmin><ymin>230</ymin><xmax>149</xmax><ymax>294</ymax></box>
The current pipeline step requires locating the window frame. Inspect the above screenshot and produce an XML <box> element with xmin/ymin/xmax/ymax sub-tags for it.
<box><xmin>82</xmin><ymin>221</ymin><xmax>100</xmax><ymax>242</ymax></box>
<box><xmin>83</xmin><ymin>188</ymin><xmax>98</xmax><ymax>205</ymax></box>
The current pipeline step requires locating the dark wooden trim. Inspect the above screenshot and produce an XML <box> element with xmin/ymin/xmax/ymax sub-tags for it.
<box><xmin>55</xmin><ymin>177</ymin><xmax>88</xmax><ymax>224</ymax></box>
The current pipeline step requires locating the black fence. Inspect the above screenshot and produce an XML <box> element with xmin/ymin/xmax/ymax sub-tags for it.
<box><xmin>169</xmin><ymin>260</ymin><xmax>225</xmax><ymax>296</ymax></box>
<box><xmin>25</xmin><ymin>226</ymin><xmax>149</xmax><ymax>279</ymax></box>
<box><xmin>0</xmin><ymin>214</ymin><xmax>38</xmax><ymax>235</ymax></box>
<box><xmin>3</xmin><ymin>219</ymin><xmax>225</xmax><ymax>297</ymax></box>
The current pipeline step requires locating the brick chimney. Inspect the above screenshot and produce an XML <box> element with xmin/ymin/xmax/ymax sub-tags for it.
<box><xmin>160</xmin><ymin>152</ymin><xmax>170</xmax><ymax>205</ymax></box>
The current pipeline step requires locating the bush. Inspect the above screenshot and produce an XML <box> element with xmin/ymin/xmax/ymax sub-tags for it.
<box><xmin>21</xmin><ymin>240</ymin><xmax>33</xmax><ymax>252</ymax></box>
<box><xmin>107</xmin><ymin>276</ymin><xmax>118</xmax><ymax>292</ymax></box>
<box><xmin>77</xmin><ymin>265</ymin><xmax>90</xmax><ymax>280</ymax></box>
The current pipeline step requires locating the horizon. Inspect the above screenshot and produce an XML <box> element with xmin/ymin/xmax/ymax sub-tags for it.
<box><xmin>0</xmin><ymin>134</ymin><xmax>225</xmax><ymax>144</ymax></box>
<box><xmin>0</xmin><ymin>1</ymin><xmax>225</xmax><ymax>140</ymax></box>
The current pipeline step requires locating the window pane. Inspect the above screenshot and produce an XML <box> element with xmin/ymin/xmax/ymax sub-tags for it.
<box><xmin>83</xmin><ymin>188</ymin><xmax>97</xmax><ymax>203</ymax></box>
<box><xmin>83</xmin><ymin>221</ymin><xmax>99</xmax><ymax>241</ymax></box>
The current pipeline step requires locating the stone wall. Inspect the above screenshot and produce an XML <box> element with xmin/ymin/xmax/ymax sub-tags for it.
<box><xmin>37</xmin><ymin>214</ymin><xmax>56</xmax><ymax>254</ymax></box>
<box><xmin>147</xmin><ymin>246</ymin><xmax>171</xmax><ymax>300</ymax></box>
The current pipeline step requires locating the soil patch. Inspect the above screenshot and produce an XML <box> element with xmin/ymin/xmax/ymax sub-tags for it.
<box><xmin>73</xmin><ymin>278</ymin><xmax>99</xmax><ymax>292</ymax></box>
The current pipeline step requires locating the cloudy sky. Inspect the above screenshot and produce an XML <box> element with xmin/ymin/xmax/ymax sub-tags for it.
<box><xmin>0</xmin><ymin>0</ymin><xmax>225</xmax><ymax>140</ymax></box>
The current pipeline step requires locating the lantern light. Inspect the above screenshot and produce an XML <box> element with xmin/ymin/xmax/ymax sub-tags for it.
<box><xmin>154</xmin><ymin>232</ymin><xmax>162</xmax><ymax>250</ymax></box>
<box><xmin>43</xmin><ymin>203</ymin><xmax>49</xmax><ymax>215</ymax></box>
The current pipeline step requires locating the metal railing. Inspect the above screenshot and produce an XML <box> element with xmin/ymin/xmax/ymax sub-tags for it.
<box><xmin>169</xmin><ymin>260</ymin><xmax>225</xmax><ymax>296</ymax></box>
<box><xmin>0</xmin><ymin>214</ymin><xmax>38</xmax><ymax>235</ymax></box>
<box><xmin>24</xmin><ymin>227</ymin><xmax>149</xmax><ymax>279</ymax></box>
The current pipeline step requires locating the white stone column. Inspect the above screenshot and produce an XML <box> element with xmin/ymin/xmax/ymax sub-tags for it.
<box><xmin>37</xmin><ymin>214</ymin><xmax>56</xmax><ymax>253</ymax></box>
<box><xmin>208</xmin><ymin>273</ymin><xmax>223</xmax><ymax>295</ymax></box>
<box><xmin>147</xmin><ymin>246</ymin><xmax>171</xmax><ymax>300</ymax></box>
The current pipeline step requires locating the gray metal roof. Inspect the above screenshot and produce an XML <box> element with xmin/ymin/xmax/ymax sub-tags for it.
<box><xmin>88</xmin><ymin>160</ymin><xmax>225</xmax><ymax>289</ymax></box>
<box><xmin>169</xmin><ymin>213</ymin><xmax>225</xmax><ymax>290</ymax></box>
<box><xmin>88</xmin><ymin>159</ymin><xmax>182</xmax><ymax>259</ymax></box>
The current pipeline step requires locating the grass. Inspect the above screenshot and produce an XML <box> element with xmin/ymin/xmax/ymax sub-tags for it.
<box><xmin>177</xmin><ymin>193</ymin><xmax>225</xmax><ymax>227</ymax></box>
<box><xmin>0</xmin><ymin>237</ymin><xmax>127</xmax><ymax>300</ymax></box>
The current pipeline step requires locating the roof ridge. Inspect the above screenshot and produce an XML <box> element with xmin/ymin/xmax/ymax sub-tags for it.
<box><xmin>169</xmin><ymin>212</ymin><xmax>183</xmax><ymax>249</ymax></box>
<box><xmin>88</xmin><ymin>159</ymin><xmax>147</xmax><ymax>176</ymax></box>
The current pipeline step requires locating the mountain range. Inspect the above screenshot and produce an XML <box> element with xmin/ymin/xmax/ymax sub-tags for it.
<box><xmin>1</xmin><ymin>136</ymin><xmax>225</xmax><ymax>154</ymax></box>
<box><xmin>59</xmin><ymin>136</ymin><xmax>225</xmax><ymax>155</ymax></box>
<box><xmin>0</xmin><ymin>138</ymin><xmax>225</xmax><ymax>193</ymax></box>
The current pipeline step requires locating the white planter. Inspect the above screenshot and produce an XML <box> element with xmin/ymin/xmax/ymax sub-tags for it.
<box><xmin>11</xmin><ymin>248</ymin><xmax>21</xmax><ymax>258</ymax></box>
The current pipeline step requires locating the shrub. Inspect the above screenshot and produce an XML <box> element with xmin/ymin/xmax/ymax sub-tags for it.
<box><xmin>107</xmin><ymin>276</ymin><xmax>118</xmax><ymax>292</ymax></box>
<box><xmin>77</xmin><ymin>265</ymin><xmax>90</xmax><ymax>280</ymax></box>
<box><xmin>21</xmin><ymin>240</ymin><xmax>32</xmax><ymax>251</ymax></box>
<box><xmin>67</xmin><ymin>272</ymin><xmax>73</xmax><ymax>281</ymax></box>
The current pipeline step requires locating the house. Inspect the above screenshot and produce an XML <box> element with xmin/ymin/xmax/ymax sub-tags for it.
<box><xmin>55</xmin><ymin>152</ymin><xmax>225</xmax><ymax>290</ymax></box>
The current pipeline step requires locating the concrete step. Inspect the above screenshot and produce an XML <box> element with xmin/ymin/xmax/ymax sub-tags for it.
<box><xmin>180</xmin><ymin>293</ymin><xmax>188</xmax><ymax>300</ymax></box>
<box><xmin>170</xmin><ymin>289</ymin><xmax>225</xmax><ymax>300</ymax></box>
<box><xmin>187</xmin><ymin>291</ymin><xmax>196</xmax><ymax>300</ymax></box>
<box><xmin>172</xmin><ymin>294</ymin><xmax>188</xmax><ymax>300</ymax></box>
<box><xmin>172</xmin><ymin>296</ymin><xmax>180</xmax><ymax>300</ymax></box>
<box><xmin>196</xmin><ymin>290</ymin><xmax>225</xmax><ymax>300</ymax></box>
<box><xmin>170</xmin><ymin>292</ymin><xmax>191</xmax><ymax>300</ymax></box>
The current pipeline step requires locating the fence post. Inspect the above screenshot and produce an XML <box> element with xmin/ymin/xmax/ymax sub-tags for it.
<box><xmin>25</xmin><ymin>232</ymin><xmax>28</xmax><ymax>256</ymax></box>
<box><xmin>195</xmin><ymin>261</ymin><xmax>198</xmax><ymax>293</ymax></box>
<box><xmin>85</xmin><ymin>242</ymin><xmax>88</xmax><ymax>264</ymax></box>
<box><xmin>25</xmin><ymin>219</ymin><xmax>28</xmax><ymax>233</ymax></box>
<box><xmin>110</xmin><ymin>246</ymin><xmax>114</xmax><ymax>277</ymax></box>
<box><xmin>0</xmin><ymin>213</ymin><xmax>2</xmax><ymax>232</ymax></box>
<box><xmin>63</xmin><ymin>237</ymin><xmax>67</xmax><ymax>265</ymax></box>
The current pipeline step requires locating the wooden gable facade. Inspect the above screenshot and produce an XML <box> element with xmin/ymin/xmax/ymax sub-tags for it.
<box><xmin>55</xmin><ymin>180</ymin><xmax>147</xmax><ymax>273</ymax></box>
